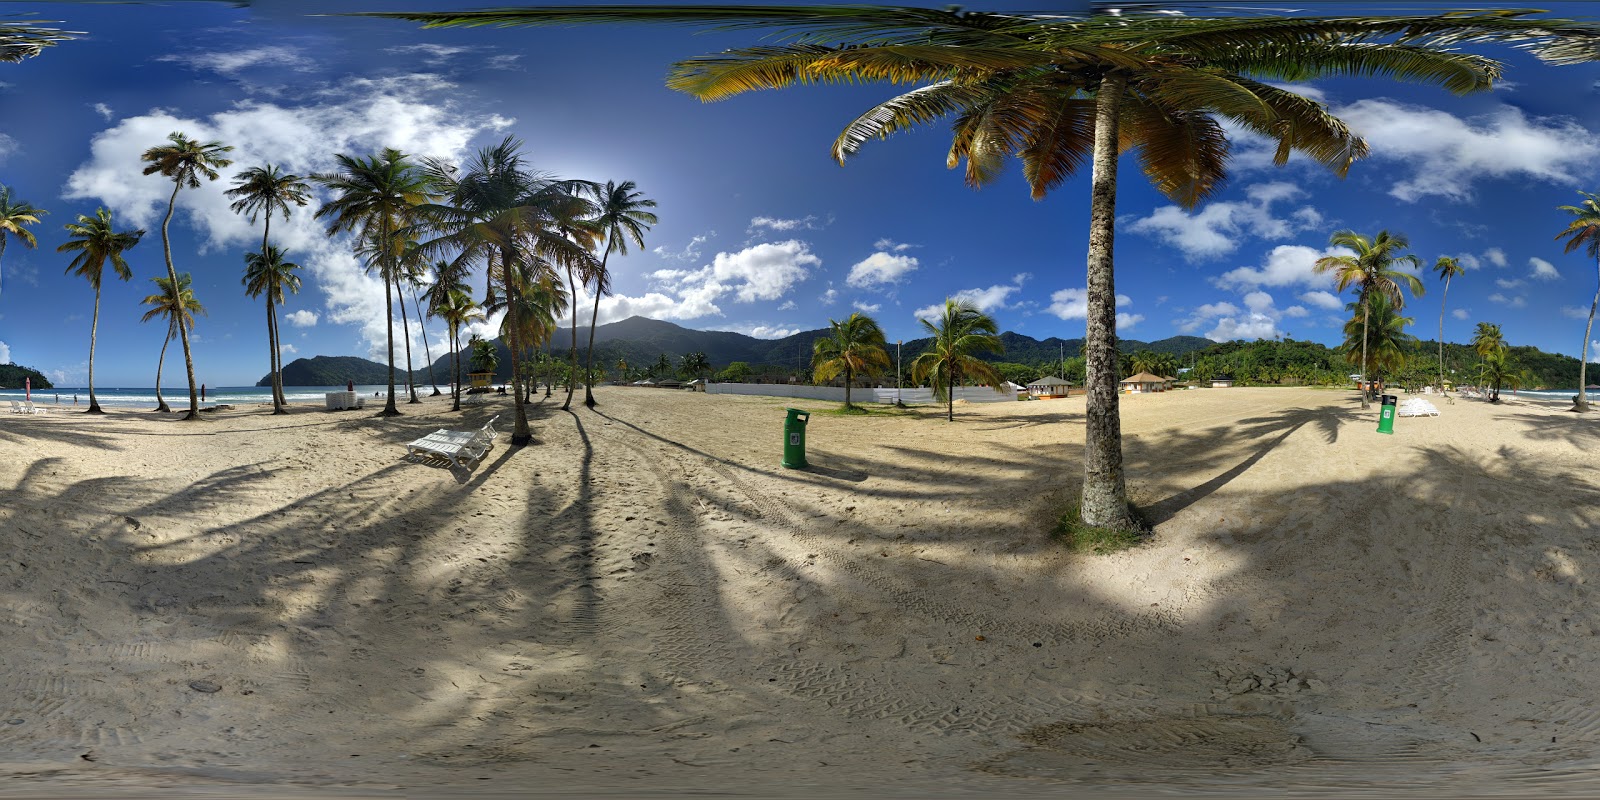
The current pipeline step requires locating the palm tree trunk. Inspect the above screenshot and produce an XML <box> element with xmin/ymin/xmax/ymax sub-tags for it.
<box><xmin>844</xmin><ymin>363</ymin><xmax>852</xmax><ymax>409</ymax></box>
<box><xmin>1576</xmin><ymin>254</ymin><xmax>1597</xmax><ymax>412</ymax></box>
<box><xmin>86</xmin><ymin>287</ymin><xmax>104</xmax><ymax>414</ymax></box>
<box><xmin>1360</xmin><ymin>297</ymin><xmax>1372</xmax><ymax>410</ymax></box>
<box><xmin>397</xmin><ymin>276</ymin><xmax>419</xmax><ymax>404</ymax></box>
<box><xmin>154</xmin><ymin>325</ymin><xmax>172</xmax><ymax>412</ymax></box>
<box><xmin>413</xmin><ymin>288</ymin><xmax>439</xmax><ymax>396</ymax></box>
<box><xmin>450</xmin><ymin>326</ymin><xmax>461</xmax><ymax>412</ymax></box>
<box><xmin>160</xmin><ymin>181</ymin><xmax>201</xmax><ymax>420</ymax></box>
<box><xmin>1438</xmin><ymin>275</ymin><xmax>1451</xmax><ymax>393</ymax></box>
<box><xmin>563</xmin><ymin>264</ymin><xmax>579</xmax><ymax>410</ymax></box>
<box><xmin>0</xmin><ymin>236</ymin><xmax>7</xmax><ymax>302</ymax></box>
<box><xmin>379</xmin><ymin>219</ymin><xmax>399</xmax><ymax>417</ymax></box>
<box><xmin>947</xmin><ymin>370</ymin><xmax>954</xmax><ymax>422</ymax></box>
<box><xmin>1080</xmin><ymin>70</ymin><xmax>1136</xmax><ymax>530</ymax></box>
<box><xmin>504</xmin><ymin>252</ymin><xmax>531</xmax><ymax>445</ymax></box>
<box><xmin>268</xmin><ymin>301</ymin><xmax>288</xmax><ymax>410</ymax></box>
<box><xmin>266</xmin><ymin>294</ymin><xmax>283</xmax><ymax>414</ymax></box>
<box><xmin>583</xmin><ymin>253</ymin><xmax>610</xmax><ymax>408</ymax></box>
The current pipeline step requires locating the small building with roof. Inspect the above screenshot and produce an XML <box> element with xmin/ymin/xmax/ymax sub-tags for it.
<box><xmin>1026</xmin><ymin>375</ymin><xmax>1072</xmax><ymax>399</ymax></box>
<box><xmin>1211</xmin><ymin>376</ymin><xmax>1235</xmax><ymax>388</ymax></box>
<box><xmin>1120</xmin><ymin>371</ymin><xmax>1168</xmax><ymax>393</ymax></box>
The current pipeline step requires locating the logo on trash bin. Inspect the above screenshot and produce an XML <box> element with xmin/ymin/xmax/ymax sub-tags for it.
<box><xmin>789</xmin><ymin>433</ymin><xmax>800</xmax><ymax>446</ymax></box>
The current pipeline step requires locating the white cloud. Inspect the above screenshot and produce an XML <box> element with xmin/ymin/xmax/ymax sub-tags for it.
<box><xmin>1213</xmin><ymin>244</ymin><xmax>1340</xmax><ymax>292</ymax></box>
<box><xmin>852</xmin><ymin>300</ymin><xmax>881</xmax><ymax>313</ymax></box>
<box><xmin>1562</xmin><ymin>306</ymin><xmax>1592</xmax><ymax>319</ymax></box>
<box><xmin>1487</xmin><ymin>292</ymin><xmax>1527</xmax><ymax>308</ymax></box>
<box><xmin>711</xmin><ymin>240</ymin><xmax>818</xmax><ymax>302</ymax></box>
<box><xmin>1299</xmin><ymin>290</ymin><xmax>1345</xmax><ymax>310</ymax></box>
<box><xmin>873</xmin><ymin>238</ymin><xmax>916</xmax><ymax>252</ymax></box>
<box><xmin>159</xmin><ymin>46</ymin><xmax>316</xmax><ymax>76</ymax></box>
<box><xmin>62</xmin><ymin>74</ymin><xmax>513</xmax><ymax>360</ymax></box>
<box><xmin>708</xmin><ymin>323</ymin><xmax>801</xmax><ymax>339</ymax></box>
<box><xmin>1452</xmin><ymin>308</ymin><xmax>1471</xmax><ymax>320</ymax></box>
<box><xmin>1495</xmin><ymin>278</ymin><xmax>1525</xmax><ymax>290</ymax></box>
<box><xmin>1530</xmin><ymin>257</ymin><xmax>1560</xmax><ymax>281</ymax></box>
<box><xmin>385</xmin><ymin>43</ymin><xmax>471</xmax><ymax>65</ymax></box>
<box><xmin>1126</xmin><ymin>182</ymin><xmax>1324</xmax><ymax>259</ymax></box>
<box><xmin>91</xmin><ymin>103</ymin><xmax>113</xmax><ymax>121</ymax></box>
<box><xmin>1046</xmin><ymin>287</ymin><xmax>1133</xmax><ymax>321</ymax></box>
<box><xmin>653</xmin><ymin>232</ymin><xmax>712</xmax><ymax>262</ymax></box>
<box><xmin>1484</xmin><ymin>247</ymin><xmax>1508</xmax><ymax>268</ymax></box>
<box><xmin>1179</xmin><ymin>291</ymin><xmax>1296</xmax><ymax>341</ymax></box>
<box><xmin>777</xmin><ymin>300</ymin><xmax>797</xmax><ymax>311</ymax></box>
<box><xmin>279</xmin><ymin>343</ymin><xmax>298</xmax><ymax>355</ymax></box>
<box><xmin>846</xmin><ymin>251</ymin><xmax>918</xmax><ymax>288</ymax></box>
<box><xmin>819</xmin><ymin>287</ymin><xmax>839</xmax><ymax>305</ymax></box>
<box><xmin>1284</xmin><ymin>305</ymin><xmax>1310</xmax><ymax>318</ymax></box>
<box><xmin>285</xmin><ymin>309</ymin><xmax>318</xmax><ymax>327</ymax></box>
<box><xmin>0</xmin><ymin>340</ymin><xmax>9</xmax><ymax>364</ymax></box>
<box><xmin>1013</xmin><ymin>272</ymin><xmax>1032</xmax><ymax>285</ymax></box>
<box><xmin>486</xmin><ymin>55</ymin><xmax>522</xmax><ymax>70</ymax></box>
<box><xmin>915</xmin><ymin>284</ymin><xmax>1023</xmax><ymax>322</ymax></box>
<box><xmin>0</xmin><ymin>133</ymin><xmax>16</xmax><ymax>163</ymax></box>
<box><xmin>748</xmin><ymin>215</ymin><xmax>823</xmax><ymax>234</ymax></box>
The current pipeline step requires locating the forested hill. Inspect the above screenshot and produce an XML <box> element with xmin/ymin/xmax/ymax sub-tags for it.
<box><xmin>0</xmin><ymin>363</ymin><xmax>52</xmax><ymax>389</ymax></box>
<box><xmin>258</xmin><ymin>355</ymin><xmax>421</xmax><ymax>387</ymax></box>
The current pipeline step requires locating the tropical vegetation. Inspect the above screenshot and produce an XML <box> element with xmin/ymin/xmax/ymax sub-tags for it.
<box><xmin>909</xmin><ymin>299</ymin><xmax>1004</xmax><ymax>422</ymax></box>
<box><xmin>812</xmin><ymin>312</ymin><xmax>890</xmax><ymax>410</ymax></box>
<box><xmin>1431</xmin><ymin>256</ymin><xmax>1465</xmax><ymax>393</ymax></box>
<box><xmin>0</xmin><ymin>183</ymin><xmax>45</xmax><ymax>301</ymax></box>
<box><xmin>1555</xmin><ymin>191</ymin><xmax>1600</xmax><ymax>412</ymax></box>
<box><xmin>58</xmin><ymin>208</ymin><xmax>144</xmax><ymax>414</ymax></box>
<box><xmin>241</xmin><ymin>246</ymin><xmax>303</xmax><ymax>415</ymax></box>
<box><xmin>227</xmin><ymin>163</ymin><xmax>311</xmax><ymax>411</ymax></box>
<box><xmin>139</xmin><ymin>273</ymin><xmax>204</xmax><ymax>413</ymax></box>
<box><xmin>1314</xmin><ymin>230</ymin><xmax>1424</xmax><ymax>408</ymax></box>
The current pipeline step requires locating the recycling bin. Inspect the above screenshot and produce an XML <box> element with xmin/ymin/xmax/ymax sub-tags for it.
<box><xmin>1377</xmin><ymin>394</ymin><xmax>1398</xmax><ymax>435</ymax></box>
<box><xmin>782</xmin><ymin>407</ymin><xmax>810</xmax><ymax>469</ymax></box>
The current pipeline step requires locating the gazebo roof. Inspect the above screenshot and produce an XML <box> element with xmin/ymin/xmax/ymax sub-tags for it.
<box><xmin>1027</xmin><ymin>375</ymin><xmax>1072</xmax><ymax>387</ymax></box>
<box><xmin>1119</xmin><ymin>371</ymin><xmax>1166</xmax><ymax>384</ymax></box>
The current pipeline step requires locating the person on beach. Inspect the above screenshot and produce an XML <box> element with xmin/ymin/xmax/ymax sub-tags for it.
<box><xmin>201</xmin><ymin>384</ymin><xmax>206</xmax><ymax>402</ymax></box>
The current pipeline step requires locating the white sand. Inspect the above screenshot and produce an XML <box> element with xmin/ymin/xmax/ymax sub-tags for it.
<box><xmin>1</xmin><ymin>386</ymin><xmax>1598</xmax><ymax>797</ymax></box>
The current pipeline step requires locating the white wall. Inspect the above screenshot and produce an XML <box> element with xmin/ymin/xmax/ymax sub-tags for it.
<box><xmin>706</xmin><ymin>383</ymin><xmax>1020</xmax><ymax>405</ymax></box>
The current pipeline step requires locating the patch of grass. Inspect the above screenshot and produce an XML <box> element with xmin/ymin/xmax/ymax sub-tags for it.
<box><xmin>821</xmin><ymin>403</ymin><xmax>913</xmax><ymax>417</ymax></box>
<box><xmin>1053</xmin><ymin>500</ymin><xmax>1150</xmax><ymax>555</ymax></box>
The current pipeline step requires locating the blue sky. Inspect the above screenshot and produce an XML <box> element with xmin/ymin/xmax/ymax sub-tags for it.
<box><xmin>2</xmin><ymin>1</ymin><xmax>1600</xmax><ymax>387</ymax></box>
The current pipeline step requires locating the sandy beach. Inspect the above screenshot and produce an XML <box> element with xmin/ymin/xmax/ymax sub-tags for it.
<box><xmin>2</xmin><ymin>386</ymin><xmax>1599</xmax><ymax>797</ymax></box>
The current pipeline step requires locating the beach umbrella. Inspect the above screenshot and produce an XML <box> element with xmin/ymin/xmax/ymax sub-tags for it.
<box><xmin>24</xmin><ymin>377</ymin><xmax>29</xmax><ymax>402</ymax></box>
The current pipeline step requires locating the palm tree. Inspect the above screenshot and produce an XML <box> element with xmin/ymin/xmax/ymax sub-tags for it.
<box><xmin>242</xmin><ymin>246</ymin><xmax>303</xmax><ymax>414</ymax></box>
<box><xmin>57</xmin><ymin>209</ymin><xmax>143</xmax><ymax>414</ymax></box>
<box><xmin>812</xmin><ymin>312</ymin><xmax>890</xmax><ymax>410</ymax></box>
<box><xmin>1432</xmin><ymin>255</ymin><xmax>1465</xmax><ymax>393</ymax></box>
<box><xmin>910</xmin><ymin>299</ymin><xmax>1004</xmax><ymax>422</ymax></box>
<box><xmin>469</xmin><ymin>335</ymin><xmax>499</xmax><ymax>376</ymax></box>
<box><xmin>1555</xmin><ymin>191</ymin><xmax>1600</xmax><ymax>412</ymax></box>
<box><xmin>0</xmin><ymin>20</ymin><xmax>75</xmax><ymax>63</ymax></box>
<box><xmin>681</xmin><ymin>351</ymin><xmax>710</xmax><ymax>381</ymax></box>
<box><xmin>434</xmin><ymin>286</ymin><xmax>483</xmax><ymax>411</ymax></box>
<box><xmin>1476</xmin><ymin>349</ymin><xmax>1519</xmax><ymax>403</ymax></box>
<box><xmin>652</xmin><ymin>353</ymin><xmax>671</xmax><ymax>379</ymax></box>
<box><xmin>226</xmin><ymin>163</ymin><xmax>310</xmax><ymax>408</ymax></box>
<box><xmin>1314</xmin><ymin>230</ymin><xmax>1425</xmax><ymax>408</ymax></box>
<box><xmin>582</xmin><ymin>180</ymin><xmax>657</xmax><ymax>407</ymax></box>
<box><xmin>369</xmin><ymin>7</ymin><xmax>1600</xmax><ymax>530</ymax></box>
<box><xmin>1340</xmin><ymin>292</ymin><xmax>1415</xmax><ymax>395</ymax></box>
<box><xmin>313</xmin><ymin>148</ymin><xmax>435</xmax><ymax>417</ymax></box>
<box><xmin>140</xmin><ymin>131</ymin><xmax>234</xmax><ymax>420</ymax></box>
<box><xmin>139</xmin><ymin>273</ymin><xmax>204</xmax><ymax>413</ymax></box>
<box><xmin>0</xmin><ymin>183</ymin><xmax>45</xmax><ymax>302</ymax></box>
<box><xmin>1472</xmin><ymin>322</ymin><xmax>1507</xmax><ymax>359</ymax></box>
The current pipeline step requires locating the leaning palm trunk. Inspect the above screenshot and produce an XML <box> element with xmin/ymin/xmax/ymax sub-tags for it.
<box><xmin>1437</xmin><ymin>275</ymin><xmax>1452</xmax><ymax>393</ymax></box>
<box><xmin>947</xmin><ymin>369</ymin><xmax>955</xmax><ymax>423</ymax></box>
<box><xmin>398</xmin><ymin>276</ymin><xmax>419</xmax><ymax>404</ymax></box>
<box><xmin>449</xmin><ymin>326</ymin><xmax>461</xmax><ymax>411</ymax></box>
<box><xmin>502</xmin><ymin>251</ymin><xmax>531</xmax><ymax>446</ymax></box>
<box><xmin>86</xmin><ymin>287</ymin><xmax>105</xmax><ymax>414</ymax></box>
<box><xmin>266</xmin><ymin>294</ymin><xmax>283</xmax><ymax>414</ymax></box>
<box><xmin>583</xmin><ymin>252</ymin><xmax>610</xmax><ymax>408</ymax></box>
<box><xmin>843</xmin><ymin>363</ymin><xmax>853</xmax><ymax>409</ymax></box>
<box><xmin>378</xmin><ymin>219</ymin><xmax>399</xmax><ymax>416</ymax></box>
<box><xmin>563</xmin><ymin>263</ymin><xmax>579</xmax><ymax>410</ymax></box>
<box><xmin>413</xmin><ymin>288</ymin><xmax>440</xmax><ymax>395</ymax></box>
<box><xmin>1360</xmin><ymin>298</ymin><xmax>1372</xmax><ymax>409</ymax></box>
<box><xmin>153</xmin><ymin>326</ymin><xmax>172</xmax><ymax>413</ymax></box>
<box><xmin>160</xmin><ymin>182</ymin><xmax>201</xmax><ymax>420</ymax></box>
<box><xmin>1080</xmin><ymin>71</ymin><xmax>1137</xmax><ymax>530</ymax></box>
<box><xmin>1577</xmin><ymin>255</ymin><xmax>1598</xmax><ymax>412</ymax></box>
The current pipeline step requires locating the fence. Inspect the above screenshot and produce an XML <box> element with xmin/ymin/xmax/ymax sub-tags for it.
<box><xmin>705</xmin><ymin>383</ymin><xmax>1021</xmax><ymax>404</ymax></box>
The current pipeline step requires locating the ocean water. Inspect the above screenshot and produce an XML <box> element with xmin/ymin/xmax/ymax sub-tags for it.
<box><xmin>0</xmin><ymin>385</ymin><xmax>428</xmax><ymax>409</ymax></box>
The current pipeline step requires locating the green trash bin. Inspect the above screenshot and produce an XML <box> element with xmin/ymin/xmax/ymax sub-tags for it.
<box><xmin>782</xmin><ymin>407</ymin><xmax>810</xmax><ymax>469</ymax></box>
<box><xmin>1376</xmin><ymin>394</ymin><xmax>1398</xmax><ymax>435</ymax></box>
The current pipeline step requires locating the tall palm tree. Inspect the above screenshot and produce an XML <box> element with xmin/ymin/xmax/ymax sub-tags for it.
<box><xmin>582</xmin><ymin>180</ymin><xmax>657</xmax><ymax>407</ymax></box>
<box><xmin>910</xmin><ymin>299</ymin><xmax>1004</xmax><ymax>422</ymax></box>
<box><xmin>1431</xmin><ymin>255</ymin><xmax>1465</xmax><ymax>393</ymax></box>
<box><xmin>1340</xmin><ymin>292</ymin><xmax>1415</xmax><ymax>394</ymax></box>
<box><xmin>58</xmin><ymin>209</ymin><xmax>143</xmax><ymax>414</ymax></box>
<box><xmin>548</xmin><ymin>190</ymin><xmax>601</xmax><ymax>411</ymax></box>
<box><xmin>370</xmin><ymin>7</ymin><xmax>1600</xmax><ymax>529</ymax></box>
<box><xmin>812</xmin><ymin>312</ymin><xmax>890</xmax><ymax>409</ymax></box>
<box><xmin>1314</xmin><ymin>230</ymin><xmax>1424</xmax><ymax>409</ymax></box>
<box><xmin>226</xmin><ymin>163</ymin><xmax>310</xmax><ymax>408</ymax></box>
<box><xmin>1555</xmin><ymin>191</ymin><xmax>1600</xmax><ymax>412</ymax></box>
<box><xmin>680</xmin><ymin>351</ymin><xmax>710</xmax><ymax>381</ymax></box>
<box><xmin>433</xmin><ymin>286</ymin><xmax>483</xmax><ymax>411</ymax></box>
<box><xmin>140</xmin><ymin>131</ymin><xmax>234</xmax><ymax>420</ymax></box>
<box><xmin>242</xmin><ymin>246</ymin><xmax>303</xmax><ymax>414</ymax></box>
<box><xmin>313</xmin><ymin>148</ymin><xmax>435</xmax><ymax>417</ymax></box>
<box><xmin>1472</xmin><ymin>321</ymin><xmax>1507</xmax><ymax>359</ymax></box>
<box><xmin>0</xmin><ymin>183</ymin><xmax>45</xmax><ymax>302</ymax></box>
<box><xmin>1476</xmin><ymin>348</ymin><xmax>1518</xmax><ymax>403</ymax></box>
<box><xmin>139</xmin><ymin>273</ymin><xmax>204</xmax><ymax>413</ymax></box>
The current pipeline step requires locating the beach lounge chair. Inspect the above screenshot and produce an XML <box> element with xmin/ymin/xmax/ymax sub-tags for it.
<box><xmin>8</xmin><ymin>401</ymin><xmax>20</xmax><ymax>413</ymax></box>
<box><xmin>404</xmin><ymin>415</ymin><xmax>500</xmax><ymax>468</ymax></box>
<box><xmin>1397</xmin><ymin>398</ymin><xmax>1440</xmax><ymax>417</ymax></box>
<box><xmin>23</xmin><ymin>401</ymin><xmax>44</xmax><ymax>415</ymax></box>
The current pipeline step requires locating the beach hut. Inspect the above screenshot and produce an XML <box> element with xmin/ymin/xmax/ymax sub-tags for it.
<box><xmin>468</xmin><ymin>371</ymin><xmax>495</xmax><ymax>392</ymax></box>
<box><xmin>1211</xmin><ymin>376</ymin><xmax>1234</xmax><ymax>388</ymax></box>
<box><xmin>1026</xmin><ymin>375</ymin><xmax>1072</xmax><ymax>399</ymax></box>
<box><xmin>656</xmin><ymin>378</ymin><xmax>684</xmax><ymax>389</ymax></box>
<box><xmin>1119</xmin><ymin>371</ymin><xmax>1167</xmax><ymax>393</ymax></box>
<box><xmin>686</xmin><ymin>378</ymin><xmax>708</xmax><ymax>392</ymax></box>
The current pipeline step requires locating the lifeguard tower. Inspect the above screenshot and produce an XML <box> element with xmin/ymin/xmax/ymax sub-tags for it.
<box><xmin>468</xmin><ymin>371</ymin><xmax>495</xmax><ymax>393</ymax></box>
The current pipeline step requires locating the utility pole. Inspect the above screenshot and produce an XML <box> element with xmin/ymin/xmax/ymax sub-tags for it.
<box><xmin>897</xmin><ymin>340</ymin><xmax>903</xmax><ymax>405</ymax></box>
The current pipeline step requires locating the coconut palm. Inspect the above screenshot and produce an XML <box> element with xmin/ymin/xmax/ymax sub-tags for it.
<box><xmin>1431</xmin><ymin>255</ymin><xmax>1465</xmax><ymax>392</ymax></box>
<box><xmin>813</xmin><ymin>312</ymin><xmax>890</xmax><ymax>410</ymax></box>
<box><xmin>1472</xmin><ymin>322</ymin><xmax>1507</xmax><ymax>359</ymax></box>
<box><xmin>241</xmin><ymin>246</ymin><xmax>303</xmax><ymax>414</ymax></box>
<box><xmin>1476</xmin><ymin>349</ymin><xmax>1519</xmax><ymax>403</ymax></box>
<box><xmin>1554</xmin><ymin>191</ymin><xmax>1600</xmax><ymax>412</ymax></box>
<box><xmin>0</xmin><ymin>183</ymin><xmax>46</xmax><ymax>302</ymax></box>
<box><xmin>58</xmin><ymin>209</ymin><xmax>143</xmax><ymax>414</ymax></box>
<box><xmin>582</xmin><ymin>180</ymin><xmax>657</xmax><ymax>407</ymax></box>
<box><xmin>370</xmin><ymin>6</ymin><xmax>1600</xmax><ymax>528</ymax></box>
<box><xmin>226</xmin><ymin>163</ymin><xmax>310</xmax><ymax>407</ymax></box>
<box><xmin>434</xmin><ymin>286</ymin><xmax>483</xmax><ymax>411</ymax></box>
<box><xmin>1314</xmin><ymin>230</ymin><xmax>1425</xmax><ymax>408</ymax></box>
<box><xmin>652</xmin><ymin>353</ymin><xmax>672</xmax><ymax>379</ymax></box>
<box><xmin>1340</xmin><ymin>292</ymin><xmax>1415</xmax><ymax>393</ymax></box>
<box><xmin>313</xmin><ymin>148</ymin><xmax>436</xmax><ymax>416</ymax></box>
<box><xmin>681</xmin><ymin>351</ymin><xmax>710</xmax><ymax>381</ymax></box>
<box><xmin>0</xmin><ymin>20</ymin><xmax>75</xmax><ymax>63</ymax></box>
<box><xmin>140</xmin><ymin>131</ymin><xmax>234</xmax><ymax>420</ymax></box>
<box><xmin>910</xmin><ymin>299</ymin><xmax>1004</xmax><ymax>422</ymax></box>
<box><xmin>469</xmin><ymin>335</ymin><xmax>498</xmax><ymax>375</ymax></box>
<box><xmin>139</xmin><ymin>273</ymin><xmax>205</xmax><ymax>413</ymax></box>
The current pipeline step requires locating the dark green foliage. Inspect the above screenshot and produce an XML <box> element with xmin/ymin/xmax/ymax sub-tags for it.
<box><xmin>0</xmin><ymin>363</ymin><xmax>51</xmax><ymax>389</ymax></box>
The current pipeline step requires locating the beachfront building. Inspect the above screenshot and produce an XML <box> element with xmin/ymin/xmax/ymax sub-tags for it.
<box><xmin>1211</xmin><ymin>376</ymin><xmax>1235</xmax><ymax>388</ymax></box>
<box><xmin>468</xmin><ymin>371</ymin><xmax>494</xmax><ymax>392</ymax></box>
<box><xmin>1026</xmin><ymin>375</ymin><xmax>1072</xmax><ymax>399</ymax></box>
<box><xmin>1120</xmin><ymin>371</ymin><xmax>1167</xmax><ymax>394</ymax></box>
<box><xmin>1000</xmin><ymin>380</ymin><xmax>1028</xmax><ymax>399</ymax></box>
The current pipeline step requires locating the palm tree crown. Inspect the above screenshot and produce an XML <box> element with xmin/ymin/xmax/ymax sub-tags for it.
<box><xmin>141</xmin><ymin>272</ymin><xmax>205</xmax><ymax>330</ymax></box>
<box><xmin>227</xmin><ymin>164</ymin><xmax>311</xmax><ymax>246</ymax></box>
<box><xmin>582</xmin><ymin>179</ymin><xmax>658</xmax><ymax>407</ymax></box>
<box><xmin>1555</xmin><ymin>191</ymin><xmax>1600</xmax><ymax>412</ymax></box>
<box><xmin>1315</xmin><ymin>229</ymin><xmax>1425</xmax><ymax>408</ymax></box>
<box><xmin>910</xmin><ymin>298</ymin><xmax>1004</xmax><ymax>422</ymax></box>
<box><xmin>141</xmin><ymin>132</ymin><xmax>234</xmax><ymax>188</ymax></box>
<box><xmin>0</xmin><ymin>183</ymin><xmax>46</xmax><ymax>301</ymax></box>
<box><xmin>59</xmin><ymin>209</ymin><xmax>142</xmax><ymax>288</ymax></box>
<box><xmin>813</xmin><ymin>312</ymin><xmax>890</xmax><ymax>409</ymax></box>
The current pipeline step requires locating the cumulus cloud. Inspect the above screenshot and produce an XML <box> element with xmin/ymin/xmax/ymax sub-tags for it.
<box><xmin>852</xmin><ymin>300</ymin><xmax>881</xmax><ymax>313</ymax></box>
<box><xmin>0</xmin><ymin>340</ymin><xmax>9</xmax><ymax>364</ymax></box>
<box><xmin>159</xmin><ymin>46</ymin><xmax>316</xmax><ymax>76</ymax></box>
<box><xmin>915</xmin><ymin>284</ymin><xmax>1023</xmax><ymax>322</ymax></box>
<box><xmin>846</xmin><ymin>251</ymin><xmax>918</xmax><ymax>288</ymax></box>
<box><xmin>1126</xmin><ymin>182</ymin><xmax>1324</xmax><ymax>259</ymax></box>
<box><xmin>62</xmin><ymin>74</ymin><xmax>513</xmax><ymax>359</ymax></box>
<box><xmin>91</xmin><ymin>103</ymin><xmax>113</xmax><ymax>121</ymax></box>
<box><xmin>748</xmin><ymin>215</ymin><xmax>823</xmax><ymax>234</ymax></box>
<box><xmin>873</xmin><ymin>238</ymin><xmax>916</xmax><ymax>252</ymax></box>
<box><xmin>1562</xmin><ymin>306</ymin><xmax>1592</xmax><ymax>319</ymax></box>
<box><xmin>1487</xmin><ymin>292</ymin><xmax>1527</xmax><ymax>308</ymax></box>
<box><xmin>1452</xmin><ymin>308</ymin><xmax>1471</xmax><ymax>320</ymax></box>
<box><xmin>652</xmin><ymin>232</ymin><xmax>713</xmax><ymax>262</ymax></box>
<box><xmin>1530</xmin><ymin>257</ymin><xmax>1560</xmax><ymax>280</ymax></box>
<box><xmin>1213</xmin><ymin>244</ymin><xmax>1340</xmax><ymax>292</ymax></box>
<box><xmin>279</xmin><ymin>343</ymin><xmax>298</xmax><ymax>355</ymax></box>
<box><xmin>820</xmin><ymin>287</ymin><xmax>839</xmax><ymax>305</ymax></box>
<box><xmin>0</xmin><ymin>133</ymin><xmax>16</xmax><ymax>163</ymax></box>
<box><xmin>777</xmin><ymin>300</ymin><xmax>797</xmax><ymax>311</ymax></box>
<box><xmin>1179</xmin><ymin>290</ymin><xmax>1298</xmax><ymax>341</ymax></box>
<box><xmin>708</xmin><ymin>323</ymin><xmax>801</xmax><ymax>339</ymax></box>
<box><xmin>285</xmin><ymin>309</ymin><xmax>318</xmax><ymax>327</ymax></box>
<box><xmin>571</xmin><ymin>242</ymin><xmax>819</xmax><ymax>327</ymax></box>
<box><xmin>1484</xmin><ymin>247</ymin><xmax>1508</xmax><ymax>268</ymax></box>
<box><xmin>1298</xmin><ymin>290</ymin><xmax>1345</xmax><ymax>310</ymax></box>
<box><xmin>1495</xmin><ymin>278</ymin><xmax>1525</xmax><ymax>290</ymax></box>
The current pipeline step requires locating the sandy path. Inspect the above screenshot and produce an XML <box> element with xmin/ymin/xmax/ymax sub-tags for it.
<box><xmin>1</xmin><ymin>387</ymin><xmax>1598</xmax><ymax>796</ymax></box>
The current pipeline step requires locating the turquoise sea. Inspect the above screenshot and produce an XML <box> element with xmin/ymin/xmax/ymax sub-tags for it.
<box><xmin>0</xmin><ymin>384</ymin><xmax>435</xmax><ymax>409</ymax></box>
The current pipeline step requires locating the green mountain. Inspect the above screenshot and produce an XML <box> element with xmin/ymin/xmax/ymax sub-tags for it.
<box><xmin>258</xmin><ymin>355</ymin><xmax>423</xmax><ymax>387</ymax></box>
<box><xmin>0</xmin><ymin>363</ymin><xmax>52</xmax><ymax>390</ymax></box>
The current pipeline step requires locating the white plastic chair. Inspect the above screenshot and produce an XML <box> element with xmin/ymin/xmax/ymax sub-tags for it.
<box><xmin>8</xmin><ymin>401</ymin><xmax>20</xmax><ymax>414</ymax></box>
<box><xmin>404</xmin><ymin>415</ymin><xmax>499</xmax><ymax>468</ymax></box>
